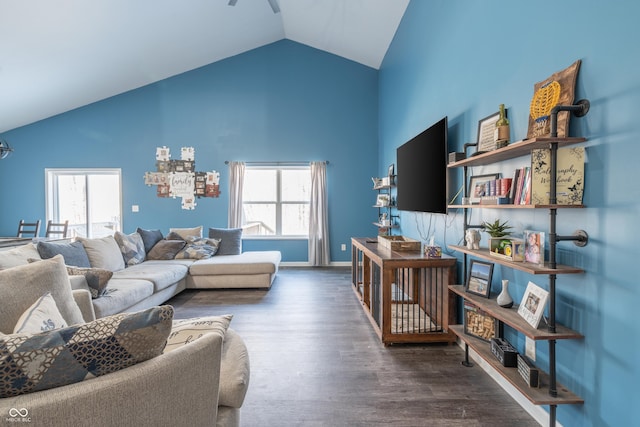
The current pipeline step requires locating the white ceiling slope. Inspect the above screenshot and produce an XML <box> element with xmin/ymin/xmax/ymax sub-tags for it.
<box><xmin>0</xmin><ymin>0</ymin><xmax>409</xmax><ymax>133</ymax></box>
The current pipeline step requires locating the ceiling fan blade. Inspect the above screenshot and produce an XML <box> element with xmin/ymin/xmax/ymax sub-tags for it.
<box><xmin>267</xmin><ymin>0</ymin><xmax>280</xmax><ymax>13</ymax></box>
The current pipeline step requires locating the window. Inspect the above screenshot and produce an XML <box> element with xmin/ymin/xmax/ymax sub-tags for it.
<box><xmin>46</xmin><ymin>169</ymin><xmax>122</xmax><ymax>238</ymax></box>
<box><xmin>242</xmin><ymin>166</ymin><xmax>310</xmax><ymax>237</ymax></box>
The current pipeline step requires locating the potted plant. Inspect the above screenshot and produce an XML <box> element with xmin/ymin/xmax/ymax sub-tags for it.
<box><xmin>482</xmin><ymin>219</ymin><xmax>524</xmax><ymax>261</ymax></box>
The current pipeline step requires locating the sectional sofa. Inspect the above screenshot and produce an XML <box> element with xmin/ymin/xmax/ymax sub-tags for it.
<box><xmin>0</xmin><ymin>226</ymin><xmax>281</xmax><ymax>318</ymax></box>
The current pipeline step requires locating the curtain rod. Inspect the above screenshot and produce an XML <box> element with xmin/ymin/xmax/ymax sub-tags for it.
<box><xmin>224</xmin><ymin>161</ymin><xmax>329</xmax><ymax>165</ymax></box>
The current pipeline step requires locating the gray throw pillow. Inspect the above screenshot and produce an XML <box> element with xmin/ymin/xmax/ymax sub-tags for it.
<box><xmin>136</xmin><ymin>228</ymin><xmax>164</xmax><ymax>254</ymax></box>
<box><xmin>37</xmin><ymin>240</ymin><xmax>91</xmax><ymax>268</ymax></box>
<box><xmin>0</xmin><ymin>255</ymin><xmax>85</xmax><ymax>334</ymax></box>
<box><xmin>77</xmin><ymin>236</ymin><xmax>125</xmax><ymax>272</ymax></box>
<box><xmin>208</xmin><ymin>228</ymin><xmax>242</xmax><ymax>255</ymax></box>
<box><xmin>146</xmin><ymin>239</ymin><xmax>186</xmax><ymax>260</ymax></box>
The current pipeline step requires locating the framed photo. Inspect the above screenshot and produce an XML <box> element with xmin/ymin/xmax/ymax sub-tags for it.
<box><xmin>518</xmin><ymin>281</ymin><xmax>549</xmax><ymax>329</ymax></box>
<box><xmin>388</xmin><ymin>164</ymin><xmax>395</xmax><ymax>184</ymax></box>
<box><xmin>375</xmin><ymin>194</ymin><xmax>390</xmax><ymax>207</ymax></box>
<box><xmin>468</xmin><ymin>173</ymin><xmax>499</xmax><ymax>204</ymax></box>
<box><xmin>524</xmin><ymin>230</ymin><xmax>545</xmax><ymax>265</ymax></box>
<box><xmin>476</xmin><ymin>110</ymin><xmax>506</xmax><ymax>153</ymax></box>
<box><xmin>466</xmin><ymin>259</ymin><xmax>494</xmax><ymax>298</ymax></box>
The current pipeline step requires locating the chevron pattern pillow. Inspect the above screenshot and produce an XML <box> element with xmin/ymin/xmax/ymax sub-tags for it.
<box><xmin>0</xmin><ymin>305</ymin><xmax>173</xmax><ymax>398</ymax></box>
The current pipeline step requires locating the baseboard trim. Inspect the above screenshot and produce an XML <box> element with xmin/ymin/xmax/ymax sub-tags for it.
<box><xmin>280</xmin><ymin>261</ymin><xmax>351</xmax><ymax>267</ymax></box>
<box><xmin>455</xmin><ymin>340</ymin><xmax>559</xmax><ymax>427</ymax></box>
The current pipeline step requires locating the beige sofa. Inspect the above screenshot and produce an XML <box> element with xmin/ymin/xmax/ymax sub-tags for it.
<box><xmin>0</xmin><ymin>238</ymin><xmax>281</xmax><ymax>318</ymax></box>
<box><xmin>0</xmin><ymin>257</ymin><xmax>250</xmax><ymax>427</ymax></box>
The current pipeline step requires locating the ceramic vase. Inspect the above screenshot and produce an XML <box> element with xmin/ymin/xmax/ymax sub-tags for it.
<box><xmin>497</xmin><ymin>279</ymin><xmax>513</xmax><ymax>308</ymax></box>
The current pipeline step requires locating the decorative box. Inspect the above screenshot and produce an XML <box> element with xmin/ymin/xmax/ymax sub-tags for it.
<box><xmin>517</xmin><ymin>354</ymin><xmax>540</xmax><ymax>387</ymax></box>
<box><xmin>489</xmin><ymin>237</ymin><xmax>525</xmax><ymax>262</ymax></box>
<box><xmin>463</xmin><ymin>301</ymin><xmax>497</xmax><ymax>341</ymax></box>
<box><xmin>423</xmin><ymin>245</ymin><xmax>442</xmax><ymax>258</ymax></box>
<box><xmin>377</xmin><ymin>235</ymin><xmax>421</xmax><ymax>251</ymax></box>
<box><xmin>490</xmin><ymin>338</ymin><xmax>518</xmax><ymax>367</ymax></box>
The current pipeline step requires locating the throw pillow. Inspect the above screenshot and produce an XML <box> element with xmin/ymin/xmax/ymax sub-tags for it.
<box><xmin>65</xmin><ymin>266</ymin><xmax>113</xmax><ymax>298</ymax></box>
<box><xmin>165</xmin><ymin>231</ymin><xmax>186</xmax><ymax>241</ymax></box>
<box><xmin>13</xmin><ymin>292</ymin><xmax>68</xmax><ymax>334</ymax></box>
<box><xmin>77</xmin><ymin>235</ymin><xmax>125</xmax><ymax>272</ymax></box>
<box><xmin>208</xmin><ymin>228</ymin><xmax>243</xmax><ymax>255</ymax></box>
<box><xmin>146</xmin><ymin>239</ymin><xmax>186</xmax><ymax>260</ymax></box>
<box><xmin>164</xmin><ymin>314</ymin><xmax>233</xmax><ymax>353</ymax></box>
<box><xmin>0</xmin><ymin>243</ymin><xmax>41</xmax><ymax>269</ymax></box>
<box><xmin>37</xmin><ymin>240</ymin><xmax>91</xmax><ymax>268</ymax></box>
<box><xmin>175</xmin><ymin>236</ymin><xmax>221</xmax><ymax>260</ymax></box>
<box><xmin>136</xmin><ymin>227</ymin><xmax>164</xmax><ymax>254</ymax></box>
<box><xmin>0</xmin><ymin>305</ymin><xmax>174</xmax><ymax>398</ymax></box>
<box><xmin>114</xmin><ymin>231</ymin><xmax>145</xmax><ymax>266</ymax></box>
<box><xmin>169</xmin><ymin>226</ymin><xmax>203</xmax><ymax>240</ymax></box>
<box><xmin>0</xmin><ymin>255</ymin><xmax>84</xmax><ymax>334</ymax></box>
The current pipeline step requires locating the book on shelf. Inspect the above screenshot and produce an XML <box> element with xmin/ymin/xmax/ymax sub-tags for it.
<box><xmin>530</xmin><ymin>147</ymin><xmax>585</xmax><ymax>205</ymax></box>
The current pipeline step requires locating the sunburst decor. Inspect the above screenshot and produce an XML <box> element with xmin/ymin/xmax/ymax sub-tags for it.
<box><xmin>527</xmin><ymin>60</ymin><xmax>581</xmax><ymax>139</ymax></box>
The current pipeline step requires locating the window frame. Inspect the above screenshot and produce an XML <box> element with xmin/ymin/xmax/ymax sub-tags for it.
<box><xmin>45</xmin><ymin>168</ymin><xmax>123</xmax><ymax>238</ymax></box>
<box><xmin>242</xmin><ymin>165</ymin><xmax>310</xmax><ymax>239</ymax></box>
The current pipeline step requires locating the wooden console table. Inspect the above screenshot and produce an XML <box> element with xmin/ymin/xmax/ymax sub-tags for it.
<box><xmin>351</xmin><ymin>237</ymin><xmax>457</xmax><ymax>345</ymax></box>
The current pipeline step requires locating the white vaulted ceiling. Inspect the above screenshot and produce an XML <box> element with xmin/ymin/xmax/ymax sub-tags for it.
<box><xmin>0</xmin><ymin>0</ymin><xmax>409</xmax><ymax>132</ymax></box>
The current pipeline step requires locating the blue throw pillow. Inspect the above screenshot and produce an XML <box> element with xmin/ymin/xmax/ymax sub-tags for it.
<box><xmin>208</xmin><ymin>228</ymin><xmax>242</xmax><ymax>255</ymax></box>
<box><xmin>37</xmin><ymin>241</ymin><xmax>91</xmax><ymax>268</ymax></box>
<box><xmin>136</xmin><ymin>227</ymin><xmax>164</xmax><ymax>254</ymax></box>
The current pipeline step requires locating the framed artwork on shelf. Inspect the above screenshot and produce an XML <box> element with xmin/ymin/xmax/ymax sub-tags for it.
<box><xmin>465</xmin><ymin>259</ymin><xmax>494</xmax><ymax>298</ymax></box>
<box><xmin>463</xmin><ymin>300</ymin><xmax>497</xmax><ymax>341</ymax></box>
<box><xmin>517</xmin><ymin>281</ymin><xmax>549</xmax><ymax>329</ymax></box>
<box><xmin>476</xmin><ymin>111</ymin><xmax>504</xmax><ymax>153</ymax></box>
<box><xmin>524</xmin><ymin>230</ymin><xmax>545</xmax><ymax>265</ymax></box>
<box><xmin>375</xmin><ymin>194</ymin><xmax>390</xmax><ymax>207</ymax></box>
<box><xmin>468</xmin><ymin>173</ymin><xmax>500</xmax><ymax>204</ymax></box>
<box><xmin>388</xmin><ymin>164</ymin><xmax>395</xmax><ymax>184</ymax></box>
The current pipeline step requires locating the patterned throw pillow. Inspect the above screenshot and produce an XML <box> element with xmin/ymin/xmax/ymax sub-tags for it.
<box><xmin>65</xmin><ymin>266</ymin><xmax>113</xmax><ymax>298</ymax></box>
<box><xmin>174</xmin><ymin>237</ymin><xmax>221</xmax><ymax>260</ymax></box>
<box><xmin>13</xmin><ymin>293</ymin><xmax>68</xmax><ymax>334</ymax></box>
<box><xmin>164</xmin><ymin>314</ymin><xmax>232</xmax><ymax>353</ymax></box>
<box><xmin>169</xmin><ymin>226</ymin><xmax>203</xmax><ymax>240</ymax></box>
<box><xmin>114</xmin><ymin>231</ymin><xmax>145</xmax><ymax>266</ymax></box>
<box><xmin>0</xmin><ymin>305</ymin><xmax>173</xmax><ymax>398</ymax></box>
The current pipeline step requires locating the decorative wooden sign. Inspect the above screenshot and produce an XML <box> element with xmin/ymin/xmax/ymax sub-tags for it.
<box><xmin>144</xmin><ymin>146</ymin><xmax>220</xmax><ymax>210</ymax></box>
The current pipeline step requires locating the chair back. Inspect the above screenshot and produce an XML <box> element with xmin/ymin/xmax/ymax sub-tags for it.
<box><xmin>17</xmin><ymin>219</ymin><xmax>41</xmax><ymax>238</ymax></box>
<box><xmin>45</xmin><ymin>220</ymin><xmax>69</xmax><ymax>238</ymax></box>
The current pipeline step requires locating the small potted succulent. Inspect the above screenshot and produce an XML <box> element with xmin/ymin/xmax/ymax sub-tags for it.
<box><xmin>482</xmin><ymin>219</ymin><xmax>524</xmax><ymax>261</ymax></box>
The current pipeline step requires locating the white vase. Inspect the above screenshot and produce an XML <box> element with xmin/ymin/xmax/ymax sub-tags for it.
<box><xmin>497</xmin><ymin>279</ymin><xmax>513</xmax><ymax>308</ymax></box>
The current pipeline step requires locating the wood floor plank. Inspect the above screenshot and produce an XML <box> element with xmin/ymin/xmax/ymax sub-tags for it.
<box><xmin>167</xmin><ymin>267</ymin><xmax>540</xmax><ymax>427</ymax></box>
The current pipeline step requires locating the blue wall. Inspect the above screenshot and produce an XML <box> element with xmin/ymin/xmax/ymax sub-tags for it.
<box><xmin>0</xmin><ymin>40</ymin><xmax>379</xmax><ymax>263</ymax></box>
<box><xmin>380</xmin><ymin>1</ymin><xmax>639</xmax><ymax>426</ymax></box>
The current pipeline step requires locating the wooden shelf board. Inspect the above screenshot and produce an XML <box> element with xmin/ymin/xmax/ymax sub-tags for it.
<box><xmin>372</xmin><ymin>222</ymin><xmax>398</xmax><ymax>228</ymax></box>
<box><xmin>448</xmin><ymin>137</ymin><xmax>587</xmax><ymax>168</ymax></box>
<box><xmin>449</xmin><ymin>285</ymin><xmax>583</xmax><ymax>340</ymax></box>
<box><xmin>450</xmin><ymin>325</ymin><xmax>584</xmax><ymax>405</ymax></box>
<box><xmin>448</xmin><ymin>204</ymin><xmax>585</xmax><ymax>209</ymax></box>
<box><xmin>449</xmin><ymin>245</ymin><xmax>584</xmax><ymax>275</ymax></box>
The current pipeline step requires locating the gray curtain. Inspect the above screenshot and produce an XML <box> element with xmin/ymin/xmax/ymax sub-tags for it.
<box><xmin>309</xmin><ymin>161</ymin><xmax>330</xmax><ymax>266</ymax></box>
<box><xmin>227</xmin><ymin>161</ymin><xmax>245</xmax><ymax>228</ymax></box>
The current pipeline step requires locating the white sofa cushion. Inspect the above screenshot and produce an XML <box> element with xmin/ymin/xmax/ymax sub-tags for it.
<box><xmin>90</xmin><ymin>279</ymin><xmax>155</xmax><ymax>318</ymax></box>
<box><xmin>112</xmin><ymin>263</ymin><xmax>189</xmax><ymax>292</ymax></box>
<box><xmin>189</xmin><ymin>251</ymin><xmax>281</xmax><ymax>276</ymax></box>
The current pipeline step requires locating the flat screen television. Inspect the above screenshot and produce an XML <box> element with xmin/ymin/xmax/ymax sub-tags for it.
<box><xmin>396</xmin><ymin>116</ymin><xmax>448</xmax><ymax>214</ymax></box>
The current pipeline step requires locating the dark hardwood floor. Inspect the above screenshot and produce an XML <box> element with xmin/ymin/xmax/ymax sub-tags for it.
<box><xmin>167</xmin><ymin>267</ymin><xmax>539</xmax><ymax>427</ymax></box>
